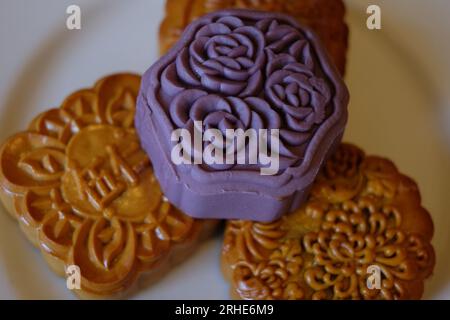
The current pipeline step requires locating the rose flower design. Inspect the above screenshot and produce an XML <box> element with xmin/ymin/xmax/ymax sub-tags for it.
<box><xmin>137</xmin><ymin>9</ymin><xmax>348</xmax><ymax>221</ymax></box>
<box><xmin>265</xmin><ymin>63</ymin><xmax>331</xmax><ymax>146</ymax></box>
<box><xmin>169</xmin><ymin>89</ymin><xmax>296</xmax><ymax>170</ymax></box>
<box><xmin>257</xmin><ymin>18</ymin><xmax>332</xmax><ymax>147</ymax></box>
<box><xmin>256</xmin><ymin>18</ymin><xmax>315</xmax><ymax>68</ymax></box>
<box><xmin>174</xmin><ymin>16</ymin><xmax>266</xmax><ymax>97</ymax></box>
<box><xmin>159</xmin><ymin>0</ymin><xmax>349</xmax><ymax>75</ymax></box>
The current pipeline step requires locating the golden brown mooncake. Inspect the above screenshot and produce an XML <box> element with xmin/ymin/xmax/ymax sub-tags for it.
<box><xmin>0</xmin><ymin>73</ymin><xmax>218</xmax><ymax>298</ymax></box>
<box><xmin>159</xmin><ymin>0</ymin><xmax>349</xmax><ymax>75</ymax></box>
<box><xmin>222</xmin><ymin>143</ymin><xmax>435</xmax><ymax>300</ymax></box>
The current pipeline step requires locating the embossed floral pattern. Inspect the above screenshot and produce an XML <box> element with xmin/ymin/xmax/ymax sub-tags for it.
<box><xmin>0</xmin><ymin>74</ymin><xmax>205</xmax><ymax>297</ymax></box>
<box><xmin>265</xmin><ymin>65</ymin><xmax>330</xmax><ymax>146</ymax></box>
<box><xmin>152</xmin><ymin>10</ymin><xmax>347</xmax><ymax>174</ymax></box>
<box><xmin>169</xmin><ymin>89</ymin><xmax>299</xmax><ymax>169</ymax></box>
<box><xmin>259</xmin><ymin>19</ymin><xmax>331</xmax><ymax>149</ymax></box>
<box><xmin>233</xmin><ymin>240</ymin><xmax>304</xmax><ymax>300</ymax></box>
<box><xmin>225</xmin><ymin>219</ymin><xmax>285</xmax><ymax>260</ymax></box>
<box><xmin>160</xmin><ymin>0</ymin><xmax>348</xmax><ymax>76</ymax></box>
<box><xmin>222</xmin><ymin>144</ymin><xmax>435</xmax><ymax>300</ymax></box>
<box><xmin>312</xmin><ymin>142</ymin><xmax>365</xmax><ymax>202</ymax></box>
<box><xmin>302</xmin><ymin>197</ymin><xmax>431</xmax><ymax>300</ymax></box>
<box><xmin>174</xmin><ymin>16</ymin><xmax>266</xmax><ymax>97</ymax></box>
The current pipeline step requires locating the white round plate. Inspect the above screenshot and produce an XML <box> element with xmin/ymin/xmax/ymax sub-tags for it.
<box><xmin>0</xmin><ymin>0</ymin><xmax>449</xmax><ymax>299</ymax></box>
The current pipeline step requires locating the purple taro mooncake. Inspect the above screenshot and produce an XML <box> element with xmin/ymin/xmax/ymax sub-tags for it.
<box><xmin>136</xmin><ymin>9</ymin><xmax>349</xmax><ymax>222</ymax></box>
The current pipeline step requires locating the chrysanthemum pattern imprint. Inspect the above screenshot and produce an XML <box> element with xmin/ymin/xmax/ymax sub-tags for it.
<box><xmin>223</xmin><ymin>144</ymin><xmax>435</xmax><ymax>300</ymax></box>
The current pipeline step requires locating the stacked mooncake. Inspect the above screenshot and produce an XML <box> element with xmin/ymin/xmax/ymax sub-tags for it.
<box><xmin>0</xmin><ymin>0</ymin><xmax>435</xmax><ymax>299</ymax></box>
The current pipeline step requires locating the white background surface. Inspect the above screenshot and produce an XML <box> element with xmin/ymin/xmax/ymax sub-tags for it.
<box><xmin>0</xmin><ymin>0</ymin><xmax>449</xmax><ymax>299</ymax></box>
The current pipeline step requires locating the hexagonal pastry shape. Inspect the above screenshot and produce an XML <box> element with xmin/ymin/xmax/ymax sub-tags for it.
<box><xmin>136</xmin><ymin>9</ymin><xmax>349</xmax><ymax>221</ymax></box>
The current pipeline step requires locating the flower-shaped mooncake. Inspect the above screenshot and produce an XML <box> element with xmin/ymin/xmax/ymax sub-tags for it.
<box><xmin>0</xmin><ymin>74</ymin><xmax>217</xmax><ymax>298</ymax></box>
<box><xmin>222</xmin><ymin>144</ymin><xmax>435</xmax><ymax>299</ymax></box>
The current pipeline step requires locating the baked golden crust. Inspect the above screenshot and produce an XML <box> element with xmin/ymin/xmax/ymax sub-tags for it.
<box><xmin>0</xmin><ymin>73</ymin><xmax>217</xmax><ymax>298</ymax></box>
<box><xmin>222</xmin><ymin>144</ymin><xmax>435</xmax><ymax>300</ymax></box>
<box><xmin>159</xmin><ymin>0</ymin><xmax>348</xmax><ymax>75</ymax></box>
